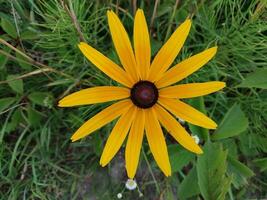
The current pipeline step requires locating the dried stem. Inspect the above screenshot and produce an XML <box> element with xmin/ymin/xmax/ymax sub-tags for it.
<box><xmin>60</xmin><ymin>0</ymin><xmax>86</xmax><ymax>42</ymax></box>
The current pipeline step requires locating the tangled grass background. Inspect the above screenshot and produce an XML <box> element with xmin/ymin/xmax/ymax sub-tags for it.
<box><xmin>0</xmin><ymin>0</ymin><xmax>266</xmax><ymax>199</ymax></box>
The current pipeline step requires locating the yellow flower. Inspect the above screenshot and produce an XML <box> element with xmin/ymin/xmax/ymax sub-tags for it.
<box><xmin>58</xmin><ymin>9</ymin><xmax>225</xmax><ymax>178</ymax></box>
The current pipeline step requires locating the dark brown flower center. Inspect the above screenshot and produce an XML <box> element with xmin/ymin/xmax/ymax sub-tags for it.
<box><xmin>130</xmin><ymin>81</ymin><xmax>158</xmax><ymax>109</ymax></box>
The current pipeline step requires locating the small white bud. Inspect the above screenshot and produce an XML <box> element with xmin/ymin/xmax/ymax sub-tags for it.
<box><xmin>117</xmin><ymin>193</ymin><xmax>122</xmax><ymax>199</ymax></box>
<box><xmin>191</xmin><ymin>135</ymin><xmax>200</xmax><ymax>144</ymax></box>
<box><xmin>125</xmin><ymin>179</ymin><xmax>137</xmax><ymax>190</ymax></box>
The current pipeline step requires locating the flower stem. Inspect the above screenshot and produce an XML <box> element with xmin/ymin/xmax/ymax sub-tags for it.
<box><xmin>142</xmin><ymin>148</ymin><xmax>160</xmax><ymax>194</ymax></box>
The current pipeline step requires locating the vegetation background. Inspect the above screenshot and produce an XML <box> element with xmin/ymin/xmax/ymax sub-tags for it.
<box><xmin>0</xmin><ymin>0</ymin><xmax>266</xmax><ymax>199</ymax></box>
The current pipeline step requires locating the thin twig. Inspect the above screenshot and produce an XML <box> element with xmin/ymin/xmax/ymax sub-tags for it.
<box><xmin>0</xmin><ymin>38</ymin><xmax>32</xmax><ymax>61</ymax></box>
<box><xmin>142</xmin><ymin>148</ymin><xmax>160</xmax><ymax>194</ymax></box>
<box><xmin>0</xmin><ymin>49</ymin><xmax>72</xmax><ymax>81</ymax></box>
<box><xmin>150</xmin><ymin>0</ymin><xmax>160</xmax><ymax>33</ymax></box>
<box><xmin>164</xmin><ymin>0</ymin><xmax>180</xmax><ymax>42</ymax></box>
<box><xmin>132</xmin><ymin>0</ymin><xmax>137</xmax><ymax>15</ymax></box>
<box><xmin>0</xmin><ymin>68</ymin><xmax>54</xmax><ymax>84</ymax></box>
<box><xmin>60</xmin><ymin>0</ymin><xmax>86</xmax><ymax>42</ymax></box>
<box><xmin>0</xmin><ymin>103</ymin><xmax>27</xmax><ymax>115</ymax></box>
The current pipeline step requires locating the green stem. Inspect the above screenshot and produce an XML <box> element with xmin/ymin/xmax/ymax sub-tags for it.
<box><xmin>142</xmin><ymin>148</ymin><xmax>160</xmax><ymax>194</ymax></box>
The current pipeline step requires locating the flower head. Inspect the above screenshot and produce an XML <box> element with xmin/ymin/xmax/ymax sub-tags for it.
<box><xmin>59</xmin><ymin>9</ymin><xmax>225</xmax><ymax>178</ymax></box>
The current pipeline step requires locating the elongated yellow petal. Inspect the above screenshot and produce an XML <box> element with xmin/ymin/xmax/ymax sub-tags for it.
<box><xmin>148</xmin><ymin>19</ymin><xmax>191</xmax><ymax>82</ymax></box>
<box><xmin>78</xmin><ymin>42</ymin><xmax>133</xmax><ymax>87</ymax></box>
<box><xmin>125</xmin><ymin>109</ymin><xmax>145</xmax><ymax>178</ymax></box>
<box><xmin>145</xmin><ymin>108</ymin><xmax>171</xmax><ymax>176</ymax></box>
<box><xmin>159</xmin><ymin>82</ymin><xmax>225</xmax><ymax>99</ymax></box>
<box><xmin>107</xmin><ymin>10</ymin><xmax>138</xmax><ymax>82</ymax></box>
<box><xmin>156</xmin><ymin>47</ymin><xmax>218</xmax><ymax>88</ymax></box>
<box><xmin>154</xmin><ymin>104</ymin><xmax>202</xmax><ymax>154</ymax></box>
<box><xmin>100</xmin><ymin>106</ymin><xmax>137</xmax><ymax>166</ymax></box>
<box><xmin>134</xmin><ymin>9</ymin><xmax>151</xmax><ymax>80</ymax></box>
<box><xmin>71</xmin><ymin>100</ymin><xmax>132</xmax><ymax>142</ymax></box>
<box><xmin>158</xmin><ymin>98</ymin><xmax>217</xmax><ymax>129</ymax></box>
<box><xmin>58</xmin><ymin>86</ymin><xmax>130</xmax><ymax>107</ymax></box>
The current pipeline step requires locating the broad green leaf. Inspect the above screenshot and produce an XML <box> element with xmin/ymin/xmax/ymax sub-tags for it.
<box><xmin>212</xmin><ymin>104</ymin><xmax>248</xmax><ymax>140</ymax></box>
<box><xmin>1</xmin><ymin>18</ymin><xmax>17</xmax><ymax>38</ymax></box>
<box><xmin>197</xmin><ymin>142</ymin><xmax>232</xmax><ymax>200</ymax></box>
<box><xmin>168</xmin><ymin>144</ymin><xmax>195</xmax><ymax>173</ymax></box>
<box><xmin>253</xmin><ymin>158</ymin><xmax>267</xmax><ymax>172</ymax></box>
<box><xmin>5</xmin><ymin>108</ymin><xmax>25</xmax><ymax>132</ymax></box>
<box><xmin>7</xmin><ymin>75</ymin><xmax>24</xmax><ymax>94</ymax></box>
<box><xmin>238</xmin><ymin>68</ymin><xmax>267</xmax><ymax>89</ymax></box>
<box><xmin>20</xmin><ymin>29</ymin><xmax>38</xmax><ymax>40</ymax></box>
<box><xmin>27</xmin><ymin>106</ymin><xmax>43</xmax><ymax>127</ymax></box>
<box><xmin>15</xmin><ymin>51</ymin><xmax>32</xmax><ymax>70</ymax></box>
<box><xmin>0</xmin><ymin>97</ymin><xmax>16</xmax><ymax>112</ymax></box>
<box><xmin>28</xmin><ymin>92</ymin><xmax>54</xmax><ymax>108</ymax></box>
<box><xmin>227</xmin><ymin>156</ymin><xmax>254</xmax><ymax>189</ymax></box>
<box><xmin>178</xmin><ymin>167</ymin><xmax>200</xmax><ymax>200</ymax></box>
<box><xmin>188</xmin><ymin>97</ymin><xmax>209</xmax><ymax>141</ymax></box>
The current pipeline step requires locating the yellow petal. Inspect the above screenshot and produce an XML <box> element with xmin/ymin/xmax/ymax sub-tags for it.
<box><xmin>159</xmin><ymin>82</ymin><xmax>226</xmax><ymax>99</ymax></box>
<box><xmin>144</xmin><ymin>108</ymin><xmax>171</xmax><ymax>176</ymax></box>
<box><xmin>58</xmin><ymin>86</ymin><xmax>130</xmax><ymax>107</ymax></box>
<box><xmin>158</xmin><ymin>97</ymin><xmax>217</xmax><ymax>129</ymax></box>
<box><xmin>154</xmin><ymin>104</ymin><xmax>203</xmax><ymax>154</ymax></box>
<box><xmin>78</xmin><ymin>42</ymin><xmax>133</xmax><ymax>87</ymax></box>
<box><xmin>134</xmin><ymin>9</ymin><xmax>151</xmax><ymax>80</ymax></box>
<box><xmin>125</xmin><ymin>109</ymin><xmax>145</xmax><ymax>178</ymax></box>
<box><xmin>71</xmin><ymin>99</ymin><xmax>132</xmax><ymax>142</ymax></box>
<box><xmin>107</xmin><ymin>10</ymin><xmax>138</xmax><ymax>82</ymax></box>
<box><xmin>156</xmin><ymin>47</ymin><xmax>218</xmax><ymax>88</ymax></box>
<box><xmin>148</xmin><ymin>19</ymin><xmax>191</xmax><ymax>82</ymax></box>
<box><xmin>100</xmin><ymin>106</ymin><xmax>137</xmax><ymax>166</ymax></box>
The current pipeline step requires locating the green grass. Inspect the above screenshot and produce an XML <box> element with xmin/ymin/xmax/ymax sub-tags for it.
<box><xmin>0</xmin><ymin>0</ymin><xmax>267</xmax><ymax>199</ymax></box>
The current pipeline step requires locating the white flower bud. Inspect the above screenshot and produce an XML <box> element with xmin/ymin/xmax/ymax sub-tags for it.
<box><xmin>125</xmin><ymin>179</ymin><xmax>137</xmax><ymax>190</ymax></box>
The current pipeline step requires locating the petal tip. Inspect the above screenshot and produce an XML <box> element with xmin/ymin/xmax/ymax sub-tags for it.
<box><xmin>197</xmin><ymin>148</ymin><xmax>203</xmax><ymax>154</ymax></box>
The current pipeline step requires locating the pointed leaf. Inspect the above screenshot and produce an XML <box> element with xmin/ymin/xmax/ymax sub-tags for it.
<box><xmin>178</xmin><ymin>167</ymin><xmax>200</xmax><ymax>200</ymax></box>
<box><xmin>1</xmin><ymin>18</ymin><xmax>17</xmax><ymax>38</ymax></box>
<box><xmin>197</xmin><ymin>142</ymin><xmax>232</xmax><ymax>200</ymax></box>
<box><xmin>238</xmin><ymin>68</ymin><xmax>267</xmax><ymax>89</ymax></box>
<box><xmin>212</xmin><ymin>104</ymin><xmax>248</xmax><ymax>140</ymax></box>
<box><xmin>7</xmin><ymin>75</ymin><xmax>24</xmax><ymax>94</ymax></box>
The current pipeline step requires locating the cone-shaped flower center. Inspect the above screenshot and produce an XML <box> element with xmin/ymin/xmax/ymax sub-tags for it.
<box><xmin>130</xmin><ymin>81</ymin><xmax>158</xmax><ymax>108</ymax></box>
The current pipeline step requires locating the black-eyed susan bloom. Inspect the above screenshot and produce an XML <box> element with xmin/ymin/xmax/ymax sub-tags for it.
<box><xmin>58</xmin><ymin>9</ymin><xmax>225</xmax><ymax>178</ymax></box>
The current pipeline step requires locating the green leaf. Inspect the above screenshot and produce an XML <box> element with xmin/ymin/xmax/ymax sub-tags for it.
<box><xmin>7</xmin><ymin>75</ymin><xmax>24</xmax><ymax>94</ymax></box>
<box><xmin>1</xmin><ymin>18</ymin><xmax>17</xmax><ymax>38</ymax></box>
<box><xmin>15</xmin><ymin>51</ymin><xmax>32</xmax><ymax>70</ymax></box>
<box><xmin>92</xmin><ymin>133</ymin><xmax>102</xmax><ymax>157</ymax></box>
<box><xmin>0</xmin><ymin>46</ymin><xmax>11</xmax><ymax>69</ymax></box>
<box><xmin>27</xmin><ymin>106</ymin><xmax>43</xmax><ymax>127</ymax></box>
<box><xmin>168</xmin><ymin>144</ymin><xmax>195</xmax><ymax>173</ymax></box>
<box><xmin>20</xmin><ymin>29</ymin><xmax>39</xmax><ymax>40</ymax></box>
<box><xmin>151</xmin><ymin>38</ymin><xmax>162</xmax><ymax>56</ymax></box>
<box><xmin>178</xmin><ymin>167</ymin><xmax>200</xmax><ymax>200</ymax></box>
<box><xmin>238</xmin><ymin>68</ymin><xmax>267</xmax><ymax>89</ymax></box>
<box><xmin>0</xmin><ymin>97</ymin><xmax>16</xmax><ymax>112</ymax></box>
<box><xmin>5</xmin><ymin>108</ymin><xmax>25</xmax><ymax>132</ymax></box>
<box><xmin>197</xmin><ymin>142</ymin><xmax>232</xmax><ymax>200</ymax></box>
<box><xmin>227</xmin><ymin>156</ymin><xmax>254</xmax><ymax>189</ymax></box>
<box><xmin>188</xmin><ymin>97</ymin><xmax>209</xmax><ymax>141</ymax></box>
<box><xmin>253</xmin><ymin>158</ymin><xmax>267</xmax><ymax>172</ymax></box>
<box><xmin>212</xmin><ymin>104</ymin><xmax>248</xmax><ymax>140</ymax></box>
<box><xmin>28</xmin><ymin>92</ymin><xmax>54</xmax><ymax>108</ymax></box>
